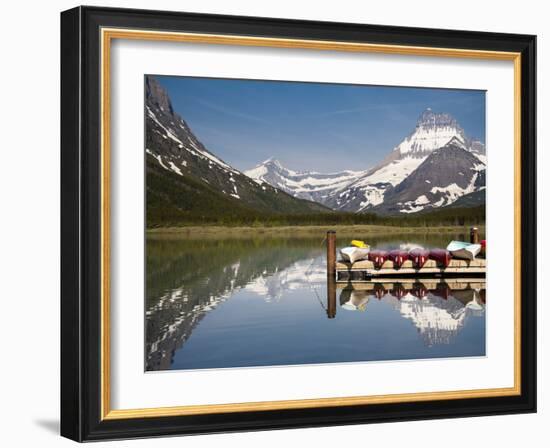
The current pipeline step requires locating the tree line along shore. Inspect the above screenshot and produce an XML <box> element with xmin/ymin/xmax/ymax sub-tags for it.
<box><xmin>147</xmin><ymin>224</ymin><xmax>485</xmax><ymax>239</ymax></box>
<box><xmin>147</xmin><ymin>205</ymin><xmax>485</xmax><ymax>230</ymax></box>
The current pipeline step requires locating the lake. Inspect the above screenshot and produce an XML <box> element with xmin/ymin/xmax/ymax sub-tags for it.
<box><xmin>145</xmin><ymin>231</ymin><xmax>486</xmax><ymax>371</ymax></box>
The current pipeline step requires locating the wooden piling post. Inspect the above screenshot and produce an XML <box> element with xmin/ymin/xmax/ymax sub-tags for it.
<box><xmin>470</xmin><ymin>227</ymin><xmax>479</xmax><ymax>244</ymax></box>
<box><xmin>326</xmin><ymin>230</ymin><xmax>336</xmax><ymax>278</ymax></box>
<box><xmin>326</xmin><ymin>275</ymin><xmax>336</xmax><ymax>319</ymax></box>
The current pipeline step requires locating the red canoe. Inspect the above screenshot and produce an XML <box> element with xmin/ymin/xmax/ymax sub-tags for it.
<box><xmin>480</xmin><ymin>239</ymin><xmax>486</xmax><ymax>257</ymax></box>
<box><xmin>390</xmin><ymin>283</ymin><xmax>408</xmax><ymax>300</ymax></box>
<box><xmin>409</xmin><ymin>248</ymin><xmax>430</xmax><ymax>269</ymax></box>
<box><xmin>368</xmin><ymin>250</ymin><xmax>389</xmax><ymax>269</ymax></box>
<box><xmin>389</xmin><ymin>249</ymin><xmax>409</xmax><ymax>268</ymax></box>
<box><xmin>373</xmin><ymin>284</ymin><xmax>387</xmax><ymax>300</ymax></box>
<box><xmin>432</xmin><ymin>284</ymin><xmax>451</xmax><ymax>300</ymax></box>
<box><xmin>429</xmin><ymin>248</ymin><xmax>452</xmax><ymax>267</ymax></box>
<box><xmin>411</xmin><ymin>283</ymin><xmax>429</xmax><ymax>299</ymax></box>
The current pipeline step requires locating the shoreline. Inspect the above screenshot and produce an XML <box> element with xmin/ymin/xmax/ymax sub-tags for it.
<box><xmin>147</xmin><ymin>224</ymin><xmax>485</xmax><ymax>238</ymax></box>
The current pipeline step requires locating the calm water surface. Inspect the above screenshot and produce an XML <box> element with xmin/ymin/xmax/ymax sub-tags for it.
<box><xmin>145</xmin><ymin>232</ymin><xmax>486</xmax><ymax>371</ymax></box>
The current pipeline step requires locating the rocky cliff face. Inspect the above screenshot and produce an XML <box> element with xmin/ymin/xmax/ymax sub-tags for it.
<box><xmin>145</xmin><ymin>76</ymin><xmax>329</xmax><ymax>225</ymax></box>
<box><xmin>371</xmin><ymin>138</ymin><xmax>486</xmax><ymax>214</ymax></box>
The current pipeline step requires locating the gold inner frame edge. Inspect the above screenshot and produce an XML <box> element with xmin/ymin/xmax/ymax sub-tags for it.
<box><xmin>100</xmin><ymin>27</ymin><xmax>522</xmax><ymax>421</ymax></box>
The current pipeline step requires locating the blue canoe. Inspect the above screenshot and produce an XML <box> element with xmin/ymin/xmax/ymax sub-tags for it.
<box><xmin>446</xmin><ymin>240</ymin><xmax>481</xmax><ymax>260</ymax></box>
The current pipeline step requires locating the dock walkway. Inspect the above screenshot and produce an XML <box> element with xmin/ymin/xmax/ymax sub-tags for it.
<box><xmin>336</xmin><ymin>258</ymin><xmax>486</xmax><ymax>282</ymax></box>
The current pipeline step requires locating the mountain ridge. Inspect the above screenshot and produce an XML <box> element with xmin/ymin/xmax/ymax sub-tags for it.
<box><xmin>145</xmin><ymin>76</ymin><xmax>485</xmax><ymax>222</ymax></box>
<box><xmin>244</xmin><ymin>158</ymin><xmax>367</xmax><ymax>206</ymax></box>
<box><xmin>245</xmin><ymin>110</ymin><xmax>486</xmax><ymax>215</ymax></box>
<box><xmin>145</xmin><ymin>76</ymin><xmax>330</xmax><ymax>226</ymax></box>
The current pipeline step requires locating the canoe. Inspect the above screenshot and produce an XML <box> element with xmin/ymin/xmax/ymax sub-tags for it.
<box><xmin>340</xmin><ymin>246</ymin><xmax>370</xmax><ymax>264</ymax></box>
<box><xmin>480</xmin><ymin>239</ymin><xmax>486</xmax><ymax>257</ymax></box>
<box><xmin>466</xmin><ymin>298</ymin><xmax>484</xmax><ymax>311</ymax></box>
<box><xmin>446</xmin><ymin>241</ymin><xmax>481</xmax><ymax>260</ymax></box>
<box><xmin>411</xmin><ymin>283</ymin><xmax>429</xmax><ymax>299</ymax></box>
<box><xmin>373</xmin><ymin>284</ymin><xmax>387</xmax><ymax>300</ymax></box>
<box><xmin>409</xmin><ymin>248</ymin><xmax>430</xmax><ymax>269</ymax></box>
<box><xmin>368</xmin><ymin>249</ymin><xmax>389</xmax><ymax>269</ymax></box>
<box><xmin>429</xmin><ymin>248</ymin><xmax>452</xmax><ymax>267</ymax></box>
<box><xmin>390</xmin><ymin>283</ymin><xmax>408</xmax><ymax>300</ymax></box>
<box><xmin>432</xmin><ymin>284</ymin><xmax>451</xmax><ymax>300</ymax></box>
<box><xmin>339</xmin><ymin>289</ymin><xmax>369</xmax><ymax>311</ymax></box>
<box><xmin>389</xmin><ymin>249</ymin><xmax>409</xmax><ymax>268</ymax></box>
<box><xmin>351</xmin><ymin>239</ymin><xmax>369</xmax><ymax>249</ymax></box>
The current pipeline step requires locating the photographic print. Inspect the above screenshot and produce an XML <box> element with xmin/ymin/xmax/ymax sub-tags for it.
<box><xmin>144</xmin><ymin>75</ymin><xmax>487</xmax><ymax>372</ymax></box>
<box><xmin>61</xmin><ymin>9</ymin><xmax>536</xmax><ymax>439</ymax></box>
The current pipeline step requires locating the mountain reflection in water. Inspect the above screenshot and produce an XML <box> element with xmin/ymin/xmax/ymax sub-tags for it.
<box><xmin>338</xmin><ymin>284</ymin><xmax>485</xmax><ymax>346</ymax></box>
<box><xmin>146</xmin><ymin>235</ymin><xmax>486</xmax><ymax>371</ymax></box>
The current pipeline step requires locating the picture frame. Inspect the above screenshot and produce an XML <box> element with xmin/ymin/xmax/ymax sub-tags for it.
<box><xmin>60</xmin><ymin>5</ymin><xmax>536</xmax><ymax>441</ymax></box>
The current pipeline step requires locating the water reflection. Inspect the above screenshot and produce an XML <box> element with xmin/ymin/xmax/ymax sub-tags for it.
<box><xmin>339</xmin><ymin>288</ymin><xmax>370</xmax><ymax>312</ymax></box>
<box><xmin>146</xmin><ymin>234</ymin><xmax>486</xmax><ymax>371</ymax></box>
<box><xmin>338</xmin><ymin>282</ymin><xmax>485</xmax><ymax>346</ymax></box>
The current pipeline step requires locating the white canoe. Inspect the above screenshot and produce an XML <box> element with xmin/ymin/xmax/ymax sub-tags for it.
<box><xmin>340</xmin><ymin>290</ymin><xmax>370</xmax><ymax>311</ymax></box>
<box><xmin>446</xmin><ymin>241</ymin><xmax>481</xmax><ymax>261</ymax></box>
<box><xmin>340</xmin><ymin>246</ymin><xmax>370</xmax><ymax>264</ymax></box>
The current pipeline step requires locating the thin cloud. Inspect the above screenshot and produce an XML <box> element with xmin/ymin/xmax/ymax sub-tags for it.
<box><xmin>313</xmin><ymin>104</ymin><xmax>388</xmax><ymax>118</ymax></box>
<box><xmin>313</xmin><ymin>99</ymin><xmax>465</xmax><ymax>119</ymax></box>
<box><xmin>196</xmin><ymin>99</ymin><xmax>272</xmax><ymax>125</ymax></box>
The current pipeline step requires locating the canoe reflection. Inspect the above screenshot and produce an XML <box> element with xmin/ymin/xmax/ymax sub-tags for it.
<box><xmin>339</xmin><ymin>289</ymin><xmax>370</xmax><ymax>311</ymax></box>
<box><xmin>337</xmin><ymin>281</ymin><xmax>486</xmax><ymax>346</ymax></box>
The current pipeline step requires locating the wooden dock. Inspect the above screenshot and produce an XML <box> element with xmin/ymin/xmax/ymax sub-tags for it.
<box><xmin>336</xmin><ymin>258</ymin><xmax>486</xmax><ymax>282</ymax></box>
<box><xmin>335</xmin><ymin>278</ymin><xmax>486</xmax><ymax>289</ymax></box>
<box><xmin>326</xmin><ymin>229</ymin><xmax>486</xmax><ymax>283</ymax></box>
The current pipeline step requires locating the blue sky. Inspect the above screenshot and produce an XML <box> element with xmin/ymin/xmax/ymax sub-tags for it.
<box><xmin>155</xmin><ymin>75</ymin><xmax>485</xmax><ymax>172</ymax></box>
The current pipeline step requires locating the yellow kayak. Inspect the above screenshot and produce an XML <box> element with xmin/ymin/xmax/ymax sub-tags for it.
<box><xmin>351</xmin><ymin>240</ymin><xmax>369</xmax><ymax>249</ymax></box>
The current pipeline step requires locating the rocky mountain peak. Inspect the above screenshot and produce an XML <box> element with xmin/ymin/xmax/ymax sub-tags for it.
<box><xmin>146</xmin><ymin>76</ymin><xmax>175</xmax><ymax>117</ymax></box>
<box><xmin>416</xmin><ymin>108</ymin><xmax>462</xmax><ymax>132</ymax></box>
<box><xmin>385</xmin><ymin>109</ymin><xmax>468</xmax><ymax>161</ymax></box>
<box><xmin>262</xmin><ymin>158</ymin><xmax>284</xmax><ymax>170</ymax></box>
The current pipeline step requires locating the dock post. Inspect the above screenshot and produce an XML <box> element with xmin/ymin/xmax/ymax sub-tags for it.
<box><xmin>470</xmin><ymin>227</ymin><xmax>479</xmax><ymax>244</ymax></box>
<box><xmin>326</xmin><ymin>230</ymin><xmax>336</xmax><ymax>278</ymax></box>
<box><xmin>327</xmin><ymin>276</ymin><xmax>337</xmax><ymax>319</ymax></box>
<box><xmin>326</xmin><ymin>230</ymin><xmax>337</xmax><ymax>319</ymax></box>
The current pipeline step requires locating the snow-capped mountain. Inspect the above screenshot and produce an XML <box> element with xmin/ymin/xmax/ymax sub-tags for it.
<box><xmin>389</xmin><ymin>108</ymin><xmax>483</xmax><ymax>158</ymax></box>
<box><xmin>145</xmin><ymin>76</ymin><xmax>328</xmax><ymax>225</ymax></box>
<box><xmin>244</xmin><ymin>108</ymin><xmax>486</xmax><ymax>214</ymax></box>
<box><xmin>370</xmin><ymin>137</ymin><xmax>486</xmax><ymax>214</ymax></box>
<box><xmin>244</xmin><ymin>158</ymin><xmax>366</xmax><ymax>206</ymax></box>
<box><xmin>325</xmin><ymin>109</ymin><xmax>486</xmax><ymax>213</ymax></box>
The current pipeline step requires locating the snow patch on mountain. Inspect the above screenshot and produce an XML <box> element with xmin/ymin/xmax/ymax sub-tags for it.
<box><xmin>244</xmin><ymin>158</ymin><xmax>367</xmax><ymax>207</ymax></box>
<box><xmin>425</xmin><ymin>173</ymin><xmax>479</xmax><ymax>210</ymax></box>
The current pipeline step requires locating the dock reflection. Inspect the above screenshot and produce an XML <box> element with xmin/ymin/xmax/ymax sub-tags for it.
<box><xmin>334</xmin><ymin>280</ymin><xmax>486</xmax><ymax>346</ymax></box>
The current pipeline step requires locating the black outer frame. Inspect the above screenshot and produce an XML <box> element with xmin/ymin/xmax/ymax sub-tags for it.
<box><xmin>60</xmin><ymin>5</ymin><xmax>537</xmax><ymax>442</ymax></box>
